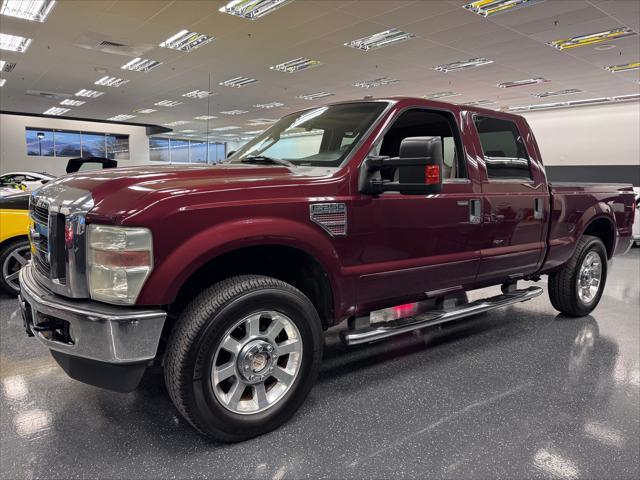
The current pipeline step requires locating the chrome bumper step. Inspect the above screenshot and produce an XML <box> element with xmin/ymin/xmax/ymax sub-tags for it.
<box><xmin>341</xmin><ymin>286</ymin><xmax>543</xmax><ymax>346</ymax></box>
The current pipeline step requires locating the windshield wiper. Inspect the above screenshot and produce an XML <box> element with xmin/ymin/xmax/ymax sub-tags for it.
<box><xmin>240</xmin><ymin>156</ymin><xmax>295</xmax><ymax>168</ymax></box>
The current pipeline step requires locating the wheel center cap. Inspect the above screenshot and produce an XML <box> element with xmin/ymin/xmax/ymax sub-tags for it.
<box><xmin>252</xmin><ymin>353</ymin><xmax>268</xmax><ymax>372</ymax></box>
<box><xmin>237</xmin><ymin>340</ymin><xmax>275</xmax><ymax>383</ymax></box>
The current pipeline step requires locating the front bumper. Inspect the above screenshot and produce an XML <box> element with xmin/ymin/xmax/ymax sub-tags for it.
<box><xmin>19</xmin><ymin>263</ymin><xmax>166</xmax><ymax>391</ymax></box>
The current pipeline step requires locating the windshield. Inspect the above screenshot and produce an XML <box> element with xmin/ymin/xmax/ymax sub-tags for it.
<box><xmin>228</xmin><ymin>102</ymin><xmax>388</xmax><ymax>167</ymax></box>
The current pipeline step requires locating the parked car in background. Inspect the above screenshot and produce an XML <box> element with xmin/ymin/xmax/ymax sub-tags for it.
<box><xmin>0</xmin><ymin>171</ymin><xmax>54</xmax><ymax>191</ymax></box>
<box><xmin>633</xmin><ymin>187</ymin><xmax>640</xmax><ymax>246</ymax></box>
<box><xmin>0</xmin><ymin>192</ymin><xmax>30</xmax><ymax>295</ymax></box>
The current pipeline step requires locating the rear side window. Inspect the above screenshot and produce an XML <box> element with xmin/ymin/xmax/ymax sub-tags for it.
<box><xmin>473</xmin><ymin>116</ymin><xmax>531</xmax><ymax>180</ymax></box>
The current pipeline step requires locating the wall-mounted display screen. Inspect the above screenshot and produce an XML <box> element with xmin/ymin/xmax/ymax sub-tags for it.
<box><xmin>25</xmin><ymin>128</ymin><xmax>130</xmax><ymax>160</ymax></box>
<box><xmin>149</xmin><ymin>137</ymin><xmax>226</xmax><ymax>164</ymax></box>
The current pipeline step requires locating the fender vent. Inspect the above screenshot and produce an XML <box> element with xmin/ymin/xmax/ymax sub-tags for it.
<box><xmin>310</xmin><ymin>203</ymin><xmax>347</xmax><ymax>236</ymax></box>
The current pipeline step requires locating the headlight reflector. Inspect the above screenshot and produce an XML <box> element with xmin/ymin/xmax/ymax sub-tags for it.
<box><xmin>87</xmin><ymin>225</ymin><xmax>153</xmax><ymax>304</ymax></box>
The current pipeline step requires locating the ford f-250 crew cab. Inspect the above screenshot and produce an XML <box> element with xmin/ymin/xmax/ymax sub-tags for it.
<box><xmin>19</xmin><ymin>98</ymin><xmax>635</xmax><ymax>442</ymax></box>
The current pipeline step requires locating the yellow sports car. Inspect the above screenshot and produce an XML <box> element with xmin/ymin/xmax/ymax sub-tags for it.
<box><xmin>0</xmin><ymin>192</ymin><xmax>31</xmax><ymax>295</ymax></box>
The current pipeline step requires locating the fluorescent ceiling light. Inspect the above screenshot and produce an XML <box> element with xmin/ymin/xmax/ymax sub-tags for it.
<box><xmin>509</xmin><ymin>94</ymin><xmax>640</xmax><ymax>112</ymax></box>
<box><xmin>160</xmin><ymin>29</ymin><xmax>214</xmax><ymax>52</ymax></box>
<box><xmin>254</xmin><ymin>102</ymin><xmax>284</xmax><ymax>109</ymax></box>
<box><xmin>271</xmin><ymin>57</ymin><xmax>321</xmax><ymax>73</ymax></box>
<box><xmin>547</xmin><ymin>27</ymin><xmax>636</xmax><ymax>50</ymax></box>
<box><xmin>0</xmin><ymin>78</ymin><xmax>5</xmax><ymax>87</ymax></box>
<box><xmin>434</xmin><ymin>57</ymin><xmax>493</xmax><ymax>72</ymax></box>
<box><xmin>180</xmin><ymin>129</ymin><xmax>197</xmax><ymax>133</ymax></box>
<box><xmin>0</xmin><ymin>0</ymin><xmax>56</xmax><ymax>22</ymax></box>
<box><xmin>43</xmin><ymin>107</ymin><xmax>69</xmax><ymax>115</ymax></box>
<box><xmin>533</xmin><ymin>88</ymin><xmax>582</xmax><ymax>98</ymax></box>
<box><xmin>247</xmin><ymin>118</ymin><xmax>277</xmax><ymax>125</ymax></box>
<box><xmin>463</xmin><ymin>0</ymin><xmax>544</xmax><ymax>17</ymax></box>
<box><xmin>134</xmin><ymin>108</ymin><xmax>157</xmax><ymax>114</ymax></box>
<box><xmin>345</xmin><ymin>28</ymin><xmax>415</xmax><ymax>51</ymax></box>
<box><xmin>209</xmin><ymin>126</ymin><xmax>240</xmax><ymax>131</ymax></box>
<box><xmin>108</xmin><ymin>114</ymin><xmax>136</xmax><ymax>121</ymax></box>
<box><xmin>0</xmin><ymin>60</ymin><xmax>4</xmax><ymax>70</ymax></box>
<box><xmin>60</xmin><ymin>99</ymin><xmax>85</xmax><ymax>106</ymax></box>
<box><xmin>423</xmin><ymin>91</ymin><xmax>460</xmax><ymax>99</ymax></box>
<box><xmin>219</xmin><ymin>76</ymin><xmax>258</xmax><ymax>88</ymax></box>
<box><xmin>218</xmin><ymin>0</ymin><xmax>293</xmax><ymax>20</ymax></box>
<box><xmin>182</xmin><ymin>89</ymin><xmax>214</xmax><ymax>99</ymax></box>
<box><xmin>194</xmin><ymin>115</ymin><xmax>217</xmax><ymax>120</ymax></box>
<box><xmin>605</xmin><ymin>61</ymin><xmax>640</xmax><ymax>73</ymax></box>
<box><xmin>353</xmin><ymin>77</ymin><xmax>399</xmax><ymax>89</ymax></box>
<box><xmin>464</xmin><ymin>99</ymin><xmax>496</xmax><ymax>107</ymax></box>
<box><xmin>75</xmin><ymin>89</ymin><xmax>103</xmax><ymax>98</ymax></box>
<box><xmin>244</xmin><ymin>129</ymin><xmax>265</xmax><ymax>135</ymax></box>
<box><xmin>220</xmin><ymin>110</ymin><xmax>248</xmax><ymax>115</ymax></box>
<box><xmin>0</xmin><ymin>32</ymin><xmax>32</xmax><ymax>52</ymax></box>
<box><xmin>155</xmin><ymin>100</ymin><xmax>183</xmax><ymax>107</ymax></box>
<box><xmin>498</xmin><ymin>77</ymin><xmax>548</xmax><ymax>88</ymax></box>
<box><xmin>1</xmin><ymin>60</ymin><xmax>16</xmax><ymax>72</ymax></box>
<box><xmin>121</xmin><ymin>57</ymin><xmax>162</xmax><ymax>72</ymax></box>
<box><xmin>164</xmin><ymin>120</ymin><xmax>190</xmax><ymax>126</ymax></box>
<box><xmin>220</xmin><ymin>133</ymin><xmax>240</xmax><ymax>137</ymax></box>
<box><xmin>298</xmin><ymin>92</ymin><xmax>334</xmax><ymax>100</ymax></box>
<box><xmin>95</xmin><ymin>76</ymin><xmax>129</xmax><ymax>87</ymax></box>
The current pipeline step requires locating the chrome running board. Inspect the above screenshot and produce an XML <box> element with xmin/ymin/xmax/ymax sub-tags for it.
<box><xmin>341</xmin><ymin>286</ymin><xmax>543</xmax><ymax>346</ymax></box>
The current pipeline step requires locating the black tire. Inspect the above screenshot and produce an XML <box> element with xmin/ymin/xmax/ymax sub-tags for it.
<box><xmin>0</xmin><ymin>238</ymin><xmax>30</xmax><ymax>295</ymax></box>
<box><xmin>164</xmin><ymin>275</ymin><xmax>324</xmax><ymax>442</ymax></box>
<box><xmin>548</xmin><ymin>235</ymin><xmax>608</xmax><ymax>317</ymax></box>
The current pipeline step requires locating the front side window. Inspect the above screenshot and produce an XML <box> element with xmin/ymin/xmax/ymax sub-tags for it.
<box><xmin>229</xmin><ymin>102</ymin><xmax>388</xmax><ymax>167</ymax></box>
<box><xmin>473</xmin><ymin>116</ymin><xmax>531</xmax><ymax>180</ymax></box>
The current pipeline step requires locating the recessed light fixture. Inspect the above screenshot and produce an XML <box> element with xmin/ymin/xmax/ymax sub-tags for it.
<box><xmin>95</xmin><ymin>76</ymin><xmax>129</xmax><ymax>87</ymax></box>
<box><xmin>155</xmin><ymin>100</ymin><xmax>183</xmax><ymax>107</ymax></box>
<box><xmin>605</xmin><ymin>61</ymin><xmax>640</xmax><ymax>73</ymax></box>
<box><xmin>533</xmin><ymin>88</ymin><xmax>582</xmax><ymax>98</ymax></box>
<box><xmin>108</xmin><ymin>114</ymin><xmax>136</xmax><ymax>121</ymax></box>
<box><xmin>182</xmin><ymin>89</ymin><xmax>214</xmax><ymax>99</ymax></box>
<box><xmin>509</xmin><ymin>94</ymin><xmax>640</xmax><ymax>112</ymax></box>
<box><xmin>75</xmin><ymin>89</ymin><xmax>103</xmax><ymax>98</ymax></box>
<box><xmin>353</xmin><ymin>77</ymin><xmax>399</xmax><ymax>89</ymax></box>
<box><xmin>298</xmin><ymin>92</ymin><xmax>334</xmax><ymax>100</ymax></box>
<box><xmin>423</xmin><ymin>91</ymin><xmax>460</xmax><ymax>100</ymax></box>
<box><xmin>121</xmin><ymin>57</ymin><xmax>162</xmax><ymax>72</ymax></box>
<box><xmin>218</xmin><ymin>0</ymin><xmax>293</xmax><ymax>20</ymax></box>
<box><xmin>0</xmin><ymin>78</ymin><xmax>5</xmax><ymax>87</ymax></box>
<box><xmin>0</xmin><ymin>32</ymin><xmax>32</xmax><ymax>52</ymax></box>
<box><xmin>434</xmin><ymin>57</ymin><xmax>494</xmax><ymax>72</ymax></box>
<box><xmin>463</xmin><ymin>0</ymin><xmax>543</xmax><ymax>17</ymax></box>
<box><xmin>254</xmin><ymin>102</ymin><xmax>284</xmax><ymax>109</ymax></box>
<box><xmin>247</xmin><ymin>118</ymin><xmax>277</xmax><ymax>126</ymax></box>
<box><xmin>547</xmin><ymin>27</ymin><xmax>637</xmax><ymax>50</ymax></box>
<box><xmin>498</xmin><ymin>77</ymin><xmax>548</xmax><ymax>88</ymax></box>
<box><xmin>163</xmin><ymin>120</ymin><xmax>190</xmax><ymax>127</ymax></box>
<box><xmin>464</xmin><ymin>99</ymin><xmax>496</xmax><ymax>107</ymax></box>
<box><xmin>60</xmin><ymin>99</ymin><xmax>85</xmax><ymax>106</ymax></box>
<box><xmin>1</xmin><ymin>60</ymin><xmax>16</xmax><ymax>72</ymax></box>
<box><xmin>209</xmin><ymin>126</ymin><xmax>241</xmax><ymax>131</ymax></box>
<box><xmin>271</xmin><ymin>57</ymin><xmax>321</xmax><ymax>73</ymax></box>
<box><xmin>219</xmin><ymin>76</ymin><xmax>258</xmax><ymax>88</ymax></box>
<box><xmin>159</xmin><ymin>29</ymin><xmax>214</xmax><ymax>52</ymax></box>
<box><xmin>220</xmin><ymin>110</ymin><xmax>249</xmax><ymax>115</ymax></box>
<box><xmin>43</xmin><ymin>107</ymin><xmax>69</xmax><ymax>115</ymax></box>
<box><xmin>345</xmin><ymin>28</ymin><xmax>415</xmax><ymax>51</ymax></box>
<box><xmin>194</xmin><ymin>115</ymin><xmax>217</xmax><ymax>120</ymax></box>
<box><xmin>0</xmin><ymin>0</ymin><xmax>56</xmax><ymax>22</ymax></box>
<box><xmin>134</xmin><ymin>108</ymin><xmax>157</xmax><ymax>114</ymax></box>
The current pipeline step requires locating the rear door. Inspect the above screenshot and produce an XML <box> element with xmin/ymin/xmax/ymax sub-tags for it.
<box><xmin>470</xmin><ymin>114</ymin><xmax>548</xmax><ymax>282</ymax></box>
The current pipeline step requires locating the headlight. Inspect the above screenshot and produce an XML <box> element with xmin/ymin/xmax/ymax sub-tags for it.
<box><xmin>87</xmin><ymin>225</ymin><xmax>153</xmax><ymax>304</ymax></box>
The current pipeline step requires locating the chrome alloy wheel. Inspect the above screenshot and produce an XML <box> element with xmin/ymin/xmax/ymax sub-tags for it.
<box><xmin>211</xmin><ymin>311</ymin><xmax>303</xmax><ymax>414</ymax></box>
<box><xmin>577</xmin><ymin>251</ymin><xmax>602</xmax><ymax>305</ymax></box>
<box><xmin>2</xmin><ymin>244</ymin><xmax>30</xmax><ymax>294</ymax></box>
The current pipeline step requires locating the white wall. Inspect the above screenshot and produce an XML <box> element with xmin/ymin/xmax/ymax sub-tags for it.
<box><xmin>0</xmin><ymin>113</ymin><xmax>151</xmax><ymax>176</ymax></box>
<box><xmin>522</xmin><ymin>101</ymin><xmax>640</xmax><ymax>166</ymax></box>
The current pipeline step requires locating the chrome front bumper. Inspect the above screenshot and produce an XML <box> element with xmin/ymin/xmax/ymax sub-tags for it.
<box><xmin>19</xmin><ymin>263</ymin><xmax>166</xmax><ymax>364</ymax></box>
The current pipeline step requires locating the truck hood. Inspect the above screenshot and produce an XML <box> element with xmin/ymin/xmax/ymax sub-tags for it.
<box><xmin>44</xmin><ymin>163</ymin><xmax>336</xmax><ymax>223</ymax></box>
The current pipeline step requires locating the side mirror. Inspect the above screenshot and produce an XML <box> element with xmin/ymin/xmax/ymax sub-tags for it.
<box><xmin>358</xmin><ymin>136</ymin><xmax>444</xmax><ymax>196</ymax></box>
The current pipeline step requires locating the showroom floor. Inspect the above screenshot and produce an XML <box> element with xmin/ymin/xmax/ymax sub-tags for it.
<box><xmin>1</xmin><ymin>251</ymin><xmax>638</xmax><ymax>479</ymax></box>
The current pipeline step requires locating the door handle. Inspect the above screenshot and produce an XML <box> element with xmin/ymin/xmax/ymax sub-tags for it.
<box><xmin>534</xmin><ymin>198</ymin><xmax>544</xmax><ymax>220</ymax></box>
<box><xmin>469</xmin><ymin>199</ymin><xmax>482</xmax><ymax>224</ymax></box>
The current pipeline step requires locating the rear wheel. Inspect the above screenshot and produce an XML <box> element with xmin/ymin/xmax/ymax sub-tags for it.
<box><xmin>164</xmin><ymin>275</ymin><xmax>323</xmax><ymax>442</ymax></box>
<box><xmin>0</xmin><ymin>238</ymin><xmax>30</xmax><ymax>295</ymax></box>
<box><xmin>548</xmin><ymin>235</ymin><xmax>607</xmax><ymax>317</ymax></box>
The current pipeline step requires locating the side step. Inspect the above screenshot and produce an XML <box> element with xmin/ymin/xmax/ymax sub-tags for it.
<box><xmin>341</xmin><ymin>286</ymin><xmax>543</xmax><ymax>346</ymax></box>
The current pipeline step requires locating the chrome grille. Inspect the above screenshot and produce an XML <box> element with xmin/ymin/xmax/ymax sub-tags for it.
<box><xmin>30</xmin><ymin>200</ymin><xmax>52</xmax><ymax>278</ymax></box>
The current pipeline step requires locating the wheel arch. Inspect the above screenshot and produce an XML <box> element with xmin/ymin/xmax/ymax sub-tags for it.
<box><xmin>581</xmin><ymin>215</ymin><xmax>616</xmax><ymax>259</ymax></box>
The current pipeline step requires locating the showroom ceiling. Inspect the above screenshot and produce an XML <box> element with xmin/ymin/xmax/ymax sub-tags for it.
<box><xmin>0</xmin><ymin>0</ymin><xmax>639</xmax><ymax>141</ymax></box>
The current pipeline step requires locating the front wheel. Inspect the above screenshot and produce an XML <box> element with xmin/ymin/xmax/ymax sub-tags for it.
<box><xmin>548</xmin><ymin>235</ymin><xmax>608</xmax><ymax>317</ymax></box>
<box><xmin>0</xmin><ymin>238</ymin><xmax>31</xmax><ymax>295</ymax></box>
<box><xmin>164</xmin><ymin>275</ymin><xmax>324</xmax><ymax>442</ymax></box>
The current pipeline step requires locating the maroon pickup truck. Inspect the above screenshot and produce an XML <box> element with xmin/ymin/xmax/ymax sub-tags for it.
<box><xmin>19</xmin><ymin>98</ymin><xmax>635</xmax><ymax>441</ymax></box>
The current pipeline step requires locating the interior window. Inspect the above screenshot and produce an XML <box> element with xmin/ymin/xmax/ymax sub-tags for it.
<box><xmin>473</xmin><ymin>116</ymin><xmax>532</xmax><ymax>180</ymax></box>
<box><xmin>372</xmin><ymin>109</ymin><xmax>466</xmax><ymax>181</ymax></box>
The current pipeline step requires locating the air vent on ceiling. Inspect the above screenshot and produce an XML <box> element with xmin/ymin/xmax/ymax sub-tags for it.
<box><xmin>25</xmin><ymin>90</ymin><xmax>71</xmax><ymax>100</ymax></box>
<box><xmin>3</xmin><ymin>62</ymin><xmax>16</xmax><ymax>72</ymax></box>
<box><xmin>73</xmin><ymin>32</ymin><xmax>154</xmax><ymax>57</ymax></box>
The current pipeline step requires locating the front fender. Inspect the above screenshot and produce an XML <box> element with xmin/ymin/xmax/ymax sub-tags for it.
<box><xmin>136</xmin><ymin>217</ymin><xmax>343</xmax><ymax>306</ymax></box>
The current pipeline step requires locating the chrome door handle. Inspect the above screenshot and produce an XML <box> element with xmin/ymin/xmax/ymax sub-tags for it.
<box><xmin>469</xmin><ymin>199</ymin><xmax>482</xmax><ymax>224</ymax></box>
<box><xmin>534</xmin><ymin>198</ymin><xmax>544</xmax><ymax>220</ymax></box>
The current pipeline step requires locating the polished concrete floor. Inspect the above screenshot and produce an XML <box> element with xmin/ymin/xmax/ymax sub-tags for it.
<box><xmin>1</xmin><ymin>250</ymin><xmax>639</xmax><ymax>479</ymax></box>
